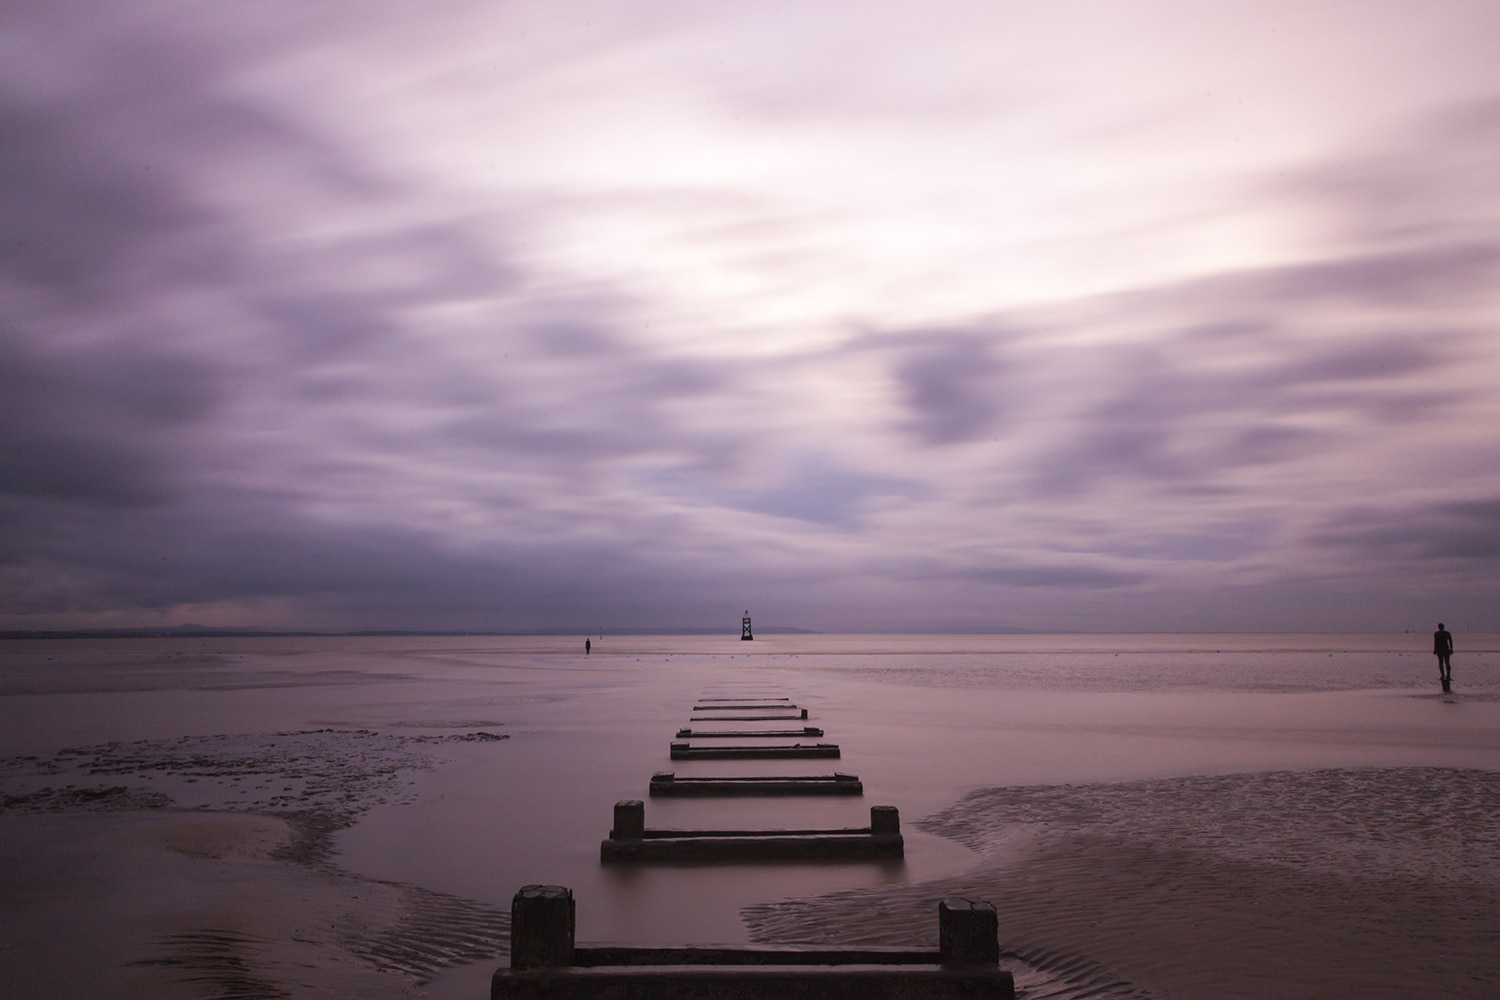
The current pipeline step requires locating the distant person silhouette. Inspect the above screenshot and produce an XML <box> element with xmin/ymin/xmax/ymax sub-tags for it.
<box><xmin>1433</xmin><ymin>623</ymin><xmax>1453</xmax><ymax>692</ymax></box>
<box><xmin>585</xmin><ymin>637</ymin><xmax>591</xmax><ymax>655</ymax></box>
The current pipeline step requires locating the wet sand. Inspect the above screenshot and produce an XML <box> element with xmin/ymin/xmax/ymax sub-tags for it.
<box><xmin>748</xmin><ymin>767</ymin><xmax>1500</xmax><ymax>999</ymax></box>
<box><xmin>3</xmin><ymin>634</ymin><xmax>1499</xmax><ymax>998</ymax></box>
<box><xmin>0</xmin><ymin>725</ymin><xmax>513</xmax><ymax>998</ymax></box>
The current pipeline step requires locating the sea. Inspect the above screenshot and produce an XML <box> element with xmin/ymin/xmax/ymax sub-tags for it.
<box><xmin>2</xmin><ymin>632</ymin><xmax>1498</xmax><ymax>998</ymax></box>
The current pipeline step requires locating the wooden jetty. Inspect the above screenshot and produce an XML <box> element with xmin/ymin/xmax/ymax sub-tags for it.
<box><xmin>649</xmin><ymin>771</ymin><xmax>863</xmax><ymax>796</ymax></box>
<box><xmin>675</xmin><ymin>726</ymin><xmax>824</xmax><ymax>739</ymax></box>
<box><xmin>670</xmin><ymin>741</ymin><xmax>840</xmax><ymax>760</ymax></box>
<box><xmin>600</xmin><ymin>802</ymin><xmax>903</xmax><ymax>862</ymax></box>
<box><xmin>494</xmin><ymin>884</ymin><xmax>1013</xmax><ymax>999</ymax></box>
<box><xmin>692</xmin><ymin>703</ymin><xmax>800</xmax><ymax>712</ymax></box>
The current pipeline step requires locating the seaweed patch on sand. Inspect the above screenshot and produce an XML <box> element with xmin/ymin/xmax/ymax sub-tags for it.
<box><xmin>1</xmin><ymin>729</ymin><xmax>512</xmax><ymax>996</ymax></box>
<box><xmin>745</xmin><ymin>767</ymin><xmax>1500</xmax><ymax>1000</ymax></box>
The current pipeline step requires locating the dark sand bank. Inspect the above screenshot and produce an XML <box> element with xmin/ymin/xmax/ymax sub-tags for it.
<box><xmin>746</xmin><ymin>767</ymin><xmax>1500</xmax><ymax>999</ymax></box>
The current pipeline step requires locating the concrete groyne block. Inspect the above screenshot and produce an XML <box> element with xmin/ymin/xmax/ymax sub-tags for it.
<box><xmin>669</xmin><ymin>741</ymin><xmax>840</xmax><ymax>760</ymax></box>
<box><xmin>649</xmin><ymin>771</ymin><xmax>863</xmax><ymax>796</ymax></box>
<box><xmin>675</xmin><ymin>727</ymin><xmax>824</xmax><ymax>739</ymax></box>
<box><xmin>697</xmin><ymin>697</ymin><xmax>790</xmax><ymax>702</ymax></box>
<box><xmin>600</xmin><ymin>803</ymin><xmax>903</xmax><ymax>862</ymax></box>
<box><xmin>494</xmin><ymin>884</ymin><xmax>1013</xmax><ymax>998</ymax></box>
<box><xmin>687</xmin><ymin>712</ymin><xmax>807</xmax><ymax>721</ymax></box>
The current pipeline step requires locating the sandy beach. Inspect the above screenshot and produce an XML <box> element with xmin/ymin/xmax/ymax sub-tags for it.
<box><xmin>3</xmin><ymin>634</ymin><xmax>1499</xmax><ymax>999</ymax></box>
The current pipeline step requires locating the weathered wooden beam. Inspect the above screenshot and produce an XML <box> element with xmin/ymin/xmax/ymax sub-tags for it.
<box><xmin>649</xmin><ymin>771</ymin><xmax>863</xmax><ymax>796</ymax></box>
<box><xmin>572</xmin><ymin>945</ymin><xmax>934</xmax><ymax>966</ymax></box>
<box><xmin>696</xmin><ymin>697</ymin><xmax>790</xmax><ymax>702</ymax></box>
<box><xmin>495</xmin><ymin>964</ymin><xmax>1011</xmax><ymax>998</ymax></box>
<box><xmin>692</xmin><ymin>703</ymin><xmax>800</xmax><ymax>712</ymax></box>
<box><xmin>494</xmin><ymin>885</ymin><xmax>1013</xmax><ymax>998</ymax></box>
<box><xmin>675</xmin><ymin>727</ymin><xmax>824</xmax><ymax>739</ymax></box>
<box><xmin>669</xmin><ymin>742</ymin><xmax>840</xmax><ymax>760</ymax></box>
<box><xmin>600</xmin><ymin>803</ymin><xmax>903</xmax><ymax>861</ymax></box>
<box><xmin>688</xmin><ymin>712</ymin><xmax>807</xmax><ymax>721</ymax></box>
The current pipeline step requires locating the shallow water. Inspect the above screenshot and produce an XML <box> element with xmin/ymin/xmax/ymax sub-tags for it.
<box><xmin>3</xmin><ymin>632</ymin><xmax>1499</xmax><ymax>998</ymax></box>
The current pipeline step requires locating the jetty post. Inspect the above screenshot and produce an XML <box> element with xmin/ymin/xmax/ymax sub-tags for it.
<box><xmin>871</xmin><ymin>805</ymin><xmax>901</xmax><ymax>837</ymax></box>
<box><xmin>938</xmin><ymin>897</ymin><xmax>1000</xmax><ymax>967</ymax></box>
<box><xmin>611</xmin><ymin>800</ymin><xmax>646</xmax><ymax>841</ymax></box>
<box><xmin>510</xmin><ymin>884</ymin><xmax>575</xmax><ymax>969</ymax></box>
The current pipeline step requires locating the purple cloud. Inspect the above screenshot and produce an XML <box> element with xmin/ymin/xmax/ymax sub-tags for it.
<box><xmin>4</xmin><ymin>1</ymin><xmax>1500</xmax><ymax>631</ymax></box>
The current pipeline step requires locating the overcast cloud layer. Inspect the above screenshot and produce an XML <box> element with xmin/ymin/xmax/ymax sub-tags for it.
<box><xmin>3</xmin><ymin>1</ymin><xmax>1499</xmax><ymax>632</ymax></box>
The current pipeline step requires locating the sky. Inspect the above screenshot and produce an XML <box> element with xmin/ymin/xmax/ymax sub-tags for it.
<box><xmin>3</xmin><ymin>0</ymin><xmax>1499</xmax><ymax>634</ymax></box>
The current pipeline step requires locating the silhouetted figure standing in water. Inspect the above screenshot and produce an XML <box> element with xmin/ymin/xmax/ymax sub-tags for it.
<box><xmin>585</xmin><ymin>637</ymin><xmax>591</xmax><ymax>656</ymax></box>
<box><xmin>1434</xmin><ymin>623</ymin><xmax>1453</xmax><ymax>692</ymax></box>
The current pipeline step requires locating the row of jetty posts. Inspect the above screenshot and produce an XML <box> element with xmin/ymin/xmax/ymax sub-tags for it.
<box><xmin>493</xmin><ymin>690</ymin><xmax>1015</xmax><ymax>999</ymax></box>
